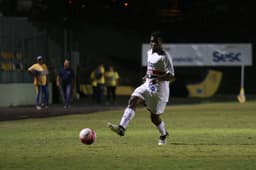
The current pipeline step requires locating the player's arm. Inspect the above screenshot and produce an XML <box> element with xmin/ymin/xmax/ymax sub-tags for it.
<box><xmin>142</xmin><ymin>74</ymin><xmax>147</xmax><ymax>83</ymax></box>
<box><xmin>27</xmin><ymin>68</ymin><xmax>34</xmax><ymax>75</ymax></box>
<box><xmin>56</xmin><ymin>75</ymin><xmax>61</xmax><ymax>87</ymax></box>
<box><xmin>28</xmin><ymin>65</ymin><xmax>39</xmax><ymax>77</ymax></box>
<box><xmin>157</xmin><ymin>52</ymin><xmax>176</xmax><ymax>83</ymax></box>
<box><xmin>28</xmin><ymin>65</ymin><xmax>34</xmax><ymax>74</ymax></box>
<box><xmin>159</xmin><ymin>73</ymin><xmax>176</xmax><ymax>84</ymax></box>
<box><xmin>157</xmin><ymin>73</ymin><xmax>174</xmax><ymax>81</ymax></box>
<box><xmin>152</xmin><ymin>72</ymin><xmax>175</xmax><ymax>84</ymax></box>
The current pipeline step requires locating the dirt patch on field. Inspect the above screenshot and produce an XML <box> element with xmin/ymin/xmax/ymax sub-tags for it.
<box><xmin>0</xmin><ymin>104</ymin><xmax>122</xmax><ymax>121</ymax></box>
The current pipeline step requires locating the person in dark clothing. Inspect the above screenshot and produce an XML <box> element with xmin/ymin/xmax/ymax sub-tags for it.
<box><xmin>91</xmin><ymin>64</ymin><xmax>105</xmax><ymax>104</ymax></box>
<box><xmin>56</xmin><ymin>59</ymin><xmax>75</xmax><ymax>108</ymax></box>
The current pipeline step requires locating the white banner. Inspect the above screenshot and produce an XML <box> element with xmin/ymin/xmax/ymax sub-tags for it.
<box><xmin>142</xmin><ymin>44</ymin><xmax>252</xmax><ymax>66</ymax></box>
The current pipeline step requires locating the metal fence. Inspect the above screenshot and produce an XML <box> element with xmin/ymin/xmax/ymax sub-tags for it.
<box><xmin>0</xmin><ymin>17</ymin><xmax>48</xmax><ymax>83</ymax></box>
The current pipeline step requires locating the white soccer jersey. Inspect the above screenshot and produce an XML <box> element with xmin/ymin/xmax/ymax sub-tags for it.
<box><xmin>132</xmin><ymin>49</ymin><xmax>175</xmax><ymax>114</ymax></box>
<box><xmin>146</xmin><ymin>49</ymin><xmax>175</xmax><ymax>102</ymax></box>
<box><xmin>147</xmin><ymin>49</ymin><xmax>175</xmax><ymax>77</ymax></box>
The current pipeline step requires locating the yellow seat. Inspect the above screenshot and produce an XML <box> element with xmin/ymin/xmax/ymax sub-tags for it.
<box><xmin>186</xmin><ymin>70</ymin><xmax>223</xmax><ymax>98</ymax></box>
<box><xmin>1</xmin><ymin>51</ymin><xmax>13</xmax><ymax>60</ymax></box>
<box><xmin>1</xmin><ymin>63</ymin><xmax>13</xmax><ymax>71</ymax></box>
<box><xmin>80</xmin><ymin>84</ymin><xmax>93</xmax><ymax>95</ymax></box>
<box><xmin>16</xmin><ymin>52</ymin><xmax>23</xmax><ymax>60</ymax></box>
<box><xmin>116</xmin><ymin>86</ymin><xmax>134</xmax><ymax>95</ymax></box>
<box><xmin>79</xmin><ymin>84</ymin><xmax>134</xmax><ymax>96</ymax></box>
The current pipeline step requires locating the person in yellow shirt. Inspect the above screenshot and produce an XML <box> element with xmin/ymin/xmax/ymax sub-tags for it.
<box><xmin>91</xmin><ymin>64</ymin><xmax>105</xmax><ymax>104</ymax></box>
<box><xmin>28</xmin><ymin>56</ymin><xmax>49</xmax><ymax>110</ymax></box>
<box><xmin>105</xmin><ymin>66</ymin><xmax>119</xmax><ymax>104</ymax></box>
<box><xmin>90</xmin><ymin>71</ymin><xmax>98</xmax><ymax>102</ymax></box>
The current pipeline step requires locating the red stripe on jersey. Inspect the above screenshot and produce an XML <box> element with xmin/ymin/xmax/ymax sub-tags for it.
<box><xmin>147</xmin><ymin>69</ymin><xmax>166</xmax><ymax>76</ymax></box>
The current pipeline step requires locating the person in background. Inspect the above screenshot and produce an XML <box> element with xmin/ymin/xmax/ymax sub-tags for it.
<box><xmin>105</xmin><ymin>65</ymin><xmax>119</xmax><ymax>104</ymax></box>
<box><xmin>91</xmin><ymin>64</ymin><xmax>105</xmax><ymax>104</ymax></box>
<box><xmin>56</xmin><ymin>59</ymin><xmax>75</xmax><ymax>109</ymax></box>
<box><xmin>90</xmin><ymin>70</ymin><xmax>98</xmax><ymax>102</ymax></box>
<box><xmin>28</xmin><ymin>56</ymin><xmax>49</xmax><ymax>110</ymax></box>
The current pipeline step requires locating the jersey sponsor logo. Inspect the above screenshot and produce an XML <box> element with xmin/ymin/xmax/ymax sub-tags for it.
<box><xmin>173</xmin><ymin>56</ymin><xmax>203</xmax><ymax>63</ymax></box>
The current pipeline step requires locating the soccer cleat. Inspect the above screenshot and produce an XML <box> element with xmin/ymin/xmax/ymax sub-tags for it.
<box><xmin>41</xmin><ymin>103</ymin><xmax>48</xmax><ymax>109</ymax></box>
<box><xmin>158</xmin><ymin>132</ymin><xmax>169</xmax><ymax>145</ymax></box>
<box><xmin>64</xmin><ymin>105</ymin><xmax>71</xmax><ymax>109</ymax></box>
<box><xmin>36</xmin><ymin>105</ymin><xmax>42</xmax><ymax>110</ymax></box>
<box><xmin>107</xmin><ymin>122</ymin><xmax>125</xmax><ymax>136</ymax></box>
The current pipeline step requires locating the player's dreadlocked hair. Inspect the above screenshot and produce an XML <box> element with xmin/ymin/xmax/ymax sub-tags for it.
<box><xmin>151</xmin><ymin>31</ymin><xmax>163</xmax><ymax>42</ymax></box>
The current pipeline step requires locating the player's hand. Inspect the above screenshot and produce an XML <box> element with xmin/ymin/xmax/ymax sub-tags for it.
<box><xmin>41</xmin><ymin>70</ymin><xmax>48</xmax><ymax>75</ymax></box>
<box><xmin>169</xmin><ymin>76</ymin><xmax>176</xmax><ymax>84</ymax></box>
<box><xmin>29</xmin><ymin>69</ymin><xmax>40</xmax><ymax>76</ymax></box>
<box><xmin>142</xmin><ymin>75</ymin><xmax>146</xmax><ymax>83</ymax></box>
<box><xmin>56</xmin><ymin>81</ymin><xmax>60</xmax><ymax>87</ymax></box>
<box><xmin>151</xmin><ymin>78</ymin><xmax>159</xmax><ymax>84</ymax></box>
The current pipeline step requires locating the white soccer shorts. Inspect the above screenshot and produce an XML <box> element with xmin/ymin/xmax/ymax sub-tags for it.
<box><xmin>131</xmin><ymin>81</ymin><xmax>169</xmax><ymax>115</ymax></box>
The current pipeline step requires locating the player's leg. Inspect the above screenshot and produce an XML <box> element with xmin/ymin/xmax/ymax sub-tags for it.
<box><xmin>150</xmin><ymin>113</ymin><xmax>168</xmax><ymax>145</ymax></box>
<box><xmin>95</xmin><ymin>85</ymin><xmax>100</xmax><ymax>103</ymax></box>
<box><xmin>35</xmin><ymin>85</ymin><xmax>42</xmax><ymax>110</ymax></box>
<box><xmin>108</xmin><ymin>83</ymin><xmax>147</xmax><ymax>136</ymax></box>
<box><xmin>61</xmin><ymin>85</ymin><xmax>66</xmax><ymax>105</ymax></box>
<box><xmin>148</xmin><ymin>101</ymin><xmax>169</xmax><ymax>145</ymax></box>
<box><xmin>65</xmin><ymin>83</ymin><xmax>72</xmax><ymax>108</ymax></box>
<box><xmin>112</xmin><ymin>86</ymin><xmax>116</xmax><ymax>103</ymax></box>
<box><xmin>106</xmin><ymin>86</ymin><xmax>111</xmax><ymax>102</ymax></box>
<box><xmin>108</xmin><ymin>95</ymin><xmax>144</xmax><ymax>136</ymax></box>
<box><xmin>109</xmin><ymin>86</ymin><xmax>115</xmax><ymax>104</ymax></box>
<box><xmin>42</xmin><ymin>84</ymin><xmax>49</xmax><ymax>108</ymax></box>
<box><xmin>96</xmin><ymin>84</ymin><xmax>104</xmax><ymax>103</ymax></box>
<box><xmin>120</xmin><ymin>96</ymin><xmax>144</xmax><ymax>127</ymax></box>
<box><xmin>98</xmin><ymin>83</ymin><xmax>104</xmax><ymax>103</ymax></box>
<box><xmin>92</xmin><ymin>86</ymin><xmax>97</xmax><ymax>101</ymax></box>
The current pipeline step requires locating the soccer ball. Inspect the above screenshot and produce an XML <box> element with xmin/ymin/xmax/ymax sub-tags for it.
<box><xmin>79</xmin><ymin>128</ymin><xmax>96</xmax><ymax>145</ymax></box>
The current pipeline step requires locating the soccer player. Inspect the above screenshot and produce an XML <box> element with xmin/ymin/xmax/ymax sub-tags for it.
<box><xmin>28</xmin><ymin>56</ymin><xmax>49</xmax><ymax>110</ymax></box>
<box><xmin>56</xmin><ymin>59</ymin><xmax>75</xmax><ymax>108</ymax></box>
<box><xmin>108</xmin><ymin>32</ymin><xmax>175</xmax><ymax>145</ymax></box>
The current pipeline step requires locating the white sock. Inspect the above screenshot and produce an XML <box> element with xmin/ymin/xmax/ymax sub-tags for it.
<box><xmin>157</xmin><ymin>121</ymin><xmax>167</xmax><ymax>136</ymax></box>
<box><xmin>120</xmin><ymin>108</ymin><xmax>135</xmax><ymax>129</ymax></box>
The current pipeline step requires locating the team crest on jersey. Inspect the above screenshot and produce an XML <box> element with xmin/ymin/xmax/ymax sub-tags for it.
<box><xmin>148</xmin><ymin>84</ymin><xmax>157</xmax><ymax>93</ymax></box>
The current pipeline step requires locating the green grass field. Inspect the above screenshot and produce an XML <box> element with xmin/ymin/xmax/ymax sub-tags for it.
<box><xmin>1</xmin><ymin>101</ymin><xmax>256</xmax><ymax>170</ymax></box>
